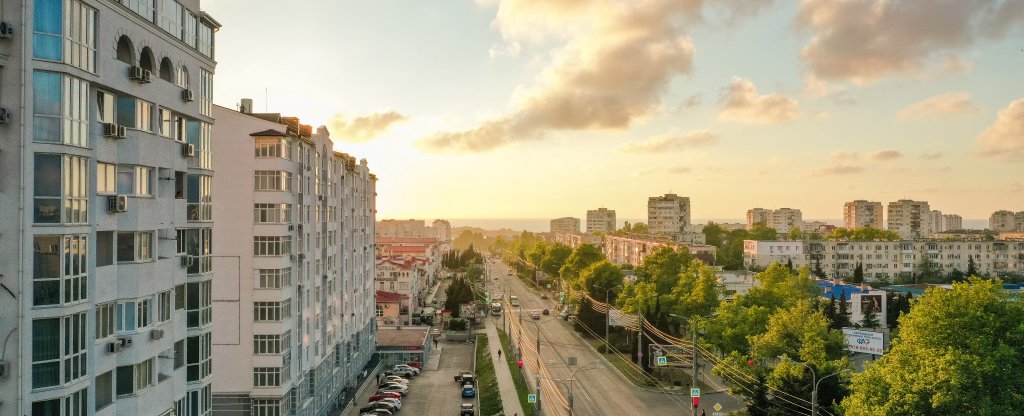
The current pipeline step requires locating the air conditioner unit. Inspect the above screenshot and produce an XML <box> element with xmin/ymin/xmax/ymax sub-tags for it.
<box><xmin>129</xmin><ymin>65</ymin><xmax>144</xmax><ymax>81</ymax></box>
<box><xmin>107</xmin><ymin>195</ymin><xmax>128</xmax><ymax>213</ymax></box>
<box><xmin>182</xmin><ymin>143</ymin><xmax>195</xmax><ymax>157</ymax></box>
<box><xmin>0</xmin><ymin>21</ymin><xmax>13</xmax><ymax>39</ymax></box>
<box><xmin>118</xmin><ymin>337</ymin><xmax>133</xmax><ymax>347</ymax></box>
<box><xmin>103</xmin><ymin>122</ymin><xmax>119</xmax><ymax>137</ymax></box>
<box><xmin>181</xmin><ymin>89</ymin><xmax>195</xmax><ymax>102</ymax></box>
<box><xmin>117</xmin><ymin>125</ymin><xmax>128</xmax><ymax>138</ymax></box>
<box><xmin>141</xmin><ymin>69</ymin><xmax>153</xmax><ymax>84</ymax></box>
<box><xmin>180</xmin><ymin>256</ymin><xmax>193</xmax><ymax>268</ymax></box>
<box><xmin>150</xmin><ymin>329</ymin><xmax>164</xmax><ymax>340</ymax></box>
<box><xmin>107</xmin><ymin>342</ymin><xmax>123</xmax><ymax>354</ymax></box>
<box><xmin>0</xmin><ymin>107</ymin><xmax>11</xmax><ymax>123</ymax></box>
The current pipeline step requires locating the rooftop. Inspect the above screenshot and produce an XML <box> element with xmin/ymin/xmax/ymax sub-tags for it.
<box><xmin>377</xmin><ymin>326</ymin><xmax>430</xmax><ymax>348</ymax></box>
<box><xmin>376</xmin><ymin>291</ymin><xmax>408</xmax><ymax>303</ymax></box>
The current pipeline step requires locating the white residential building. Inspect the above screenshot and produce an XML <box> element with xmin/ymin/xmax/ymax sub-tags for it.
<box><xmin>586</xmin><ymin>208</ymin><xmax>617</xmax><ymax>234</ymax></box>
<box><xmin>887</xmin><ymin>200</ymin><xmax>931</xmax><ymax>239</ymax></box>
<box><xmin>376</xmin><ymin>219</ymin><xmax>426</xmax><ymax>238</ymax></box>
<box><xmin>647</xmin><ymin>193</ymin><xmax>691</xmax><ymax>237</ymax></box>
<box><xmin>844</xmin><ymin>200</ymin><xmax>884</xmax><ymax>229</ymax></box>
<box><xmin>550</xmin><ymin>217</ymin><xmax>581</xmax><ymax>235</ymax></box>
<box><xmin>210</xmin><ymin>105</ymin><xmax>377</xmax><ymax>416</ymax></box>
<box><xmin>930</xmin><ymin>210</ymin><xmax>944</xmax><ymax>233</ymax></box>
<box><xmin>742</xmin><ymin>241</ymin><xmax>805</xmax><ymax>266</ymax></box>
<box><xmin>746</xmin><ymin>208</ymin><xmax>772</xmax><ymax>229</ymax></box>
<box><xmin>0</xmin><ymin>2</ymin><xmax>219</xmax><ymax>415</ymax></box>
<box><xmin>747</xmin><ymin>208</ymin><xmax>803</xmax><ymax>232</ymax></box>
<box><xmin>990</xmin><ymin>210</ymin><xmax>1023</xmax><ymax>232</ymax></box>
<box><xmin>942</xmin><ymin>214</ymin><xmax>963</xmax><ymax>231</ymax></box>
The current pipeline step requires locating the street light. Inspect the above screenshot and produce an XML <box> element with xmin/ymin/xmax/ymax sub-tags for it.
<box><xmin>781</xmin><ymin>357</ymin><xmax>842</xmax><ymax>416</ymax></box>
<box><xmin>594</xmin><ymin>284</ymin><xmax>622</xmax><ymax>352</ymax></box>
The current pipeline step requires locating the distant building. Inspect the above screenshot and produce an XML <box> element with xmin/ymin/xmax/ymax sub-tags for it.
<box><xmin>844</xmin><ymin>200</ymin><xmax>885</xmax><ymax>229</ymax></box>
<box><xmin>887</xmin><ymin>200</ymin><xmax>931</xmax><ymax>239</ymax></box>
<box><xmin>746</xmin><ymin>208</ymin><xmax>772</xmax><ymax>229</ymax></box>
<box><xmin>801</xmin><ymin>221</ymin><xmax>833</xmax><ymax>234</ymax></box>
<box><xmin>555</xmin><ymin>233</ymin><xmax>603</xmax><ymax>249</ymax></box>
<box><xmin>743</xmin><ymin>240</ymin><xmax>805</xmax><ymax>266</ymax></box>
<box><xmin>929</xmin><ymin>210</ymin><xmax>944</xmax><ymax>233</ymax></box>
<box><xmin>586</xmin><ymin>208</ymin><xmax>617</xmax><ymax>234</ymax></box>
<box><xmin>747</xmin><ymin>208</ymin><xmax>803</xmax><ymax>232</ymax></box>
<box><xmin>376</xmin><ymin>257</ymin><xmax>426</xmax><ymax>317</ymax></box>
<box><xmin>648</xmin><ymin>193</ymin><xmax>691</xmax><ymax>237</ymax></box>
<box><xmin>990</xmin><ymin>210</ymin><xmax>1024</xmax><ymax>232</ymax></box>
<box><xmin>942</xmin><ymin>214</ymin><xmax>963</xmax><ymax>231</ymax></box>
<box><xmin>550</xmin><ymin>217</ymin><xmax>582</xmax><ymax>235</ymax></box>
<box><xmin>432</xmin><ymin>219</ymin><xmax>452</xmax><ymax>242</ymax></box>
<box><xmin>377</xmin><ymin>219</ymin><xmax>427</xmax><ymax>238</ymax></box>
<box><xmin>376</xmin><ymin>291</ymin><xmax>410</xmax><ymax>326</ymax></box>
<box><xmin>603</xmin><ymin>234</ymin><xmax>716</xmax><ymax>267</ymax></box>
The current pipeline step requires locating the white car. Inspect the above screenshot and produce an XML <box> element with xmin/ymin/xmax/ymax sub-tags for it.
<box><xmin>372</xmin><ymin>398</ymin><xmax>402</xmax><ymax>410</ymax></box>
<box><xmin>393</xmin><ymin>364</ymin><xmax>420</xmax><ymax>375</ymax></box>
<box><xmin>377</xmin><ymin>384</ymin><xmax>409</xmax><ymax>396</ymax></box>
<box><xmin>383</xmin><ymin>376</ymin><xmax>409</xmax><ymax>385</ymax></box>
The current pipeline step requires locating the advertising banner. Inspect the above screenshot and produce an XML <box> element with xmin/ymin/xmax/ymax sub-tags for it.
<box><xmin>843</xmin><ymin>328</ymin><xmax>884</xmax><ymax>355</ymax></box>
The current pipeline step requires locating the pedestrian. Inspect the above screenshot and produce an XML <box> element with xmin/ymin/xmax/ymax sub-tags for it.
<box><xmin>498</xmin><ymin>349</ymin><xmax>502</xmax><ymax>359</ymax></box>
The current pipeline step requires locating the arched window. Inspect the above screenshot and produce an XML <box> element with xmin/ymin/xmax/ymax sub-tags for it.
<box><xmin>116</xmin><ymin>35</ymin><xmax>135</xmax><ymax>64</ymax></box>
<box><xmin>176</xmin><ymin>66</ymin><xmax>190</xmax><ymax>88</ymax></box>
<box><xmin>158</xmin><ymin>57</ymin><xmax>174</xmax><ymax>82</ymax></box>
<box><xmin>139</xmin><ymin>47</ymin><xmax>155</xmax><ymax>72</ymax></box>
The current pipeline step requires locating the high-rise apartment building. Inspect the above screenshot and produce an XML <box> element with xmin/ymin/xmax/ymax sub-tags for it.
<box><xmin>647</xmin><ymin>194</ymin><xmax>691</xmax><ymax>236</ymax></box>
<box><xmin>432</xmin><ymin>219</ymin><xmax>452</xmax><ymax>242</ymax></box>
<box><xmin>989</xmin><ymin>210</ymin><xmax>1024</xmax><ymax>232</ymax></box>
<box><xmin>586</xmin><ymin>208</ymin><xmax>617</xmax><ymax>234</ymax></box>
<box><xmin>746</xmin><ymin>208</ymin><xmax>772</xmax><ymax>229</ymax></box>
<box><xmin>376</xmin><ymin>219</ymin><xmax>426</xmax><ymax>238</ymax></box>
<box><xmin>210</xmin><ymin>105</ymin><xmax>377</xmax><ymax>415</ymax></box>
<box><xmin>550</xmin><ymin>217</ymin><xmax>581</xmax><ymax>235</ymax></box>
<box><xmin>844</xmin><ymin>200</ymin><xmax>884</xmax><ymax>229</ymax></box>
<box><xmin>887</xmin><ymin>200</ymin><xmax>931</xmax><ymax>239</ymax></box>
<box><xmin>942</xmin><ymin>214</ymin><xmax>963</xmax><ymax>231</ymax></box>
<box><xmin>0</xmin><ymin>2</ymin><xmax>219</xmax><ymax>414</ymax></box>
<box><xmin>747</xmin><ymin>208</ymin><xmax>802</xmax><ymax>232</ymax></box>
<box><xmin>930</xmin><ymin>210</ymin><xmax>944</xmax><ymax>233</ymax></box>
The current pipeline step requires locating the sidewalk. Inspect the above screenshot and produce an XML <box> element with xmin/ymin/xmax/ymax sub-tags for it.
<box><xmin>485</xmin><ymin>320</ymin><xmax>525</xmax><ymax>416</ymax></box>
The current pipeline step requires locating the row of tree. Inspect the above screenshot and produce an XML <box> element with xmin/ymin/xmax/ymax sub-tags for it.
<box><xmin>441</xmin><ymin>245</ymin><xmax>484</xmax><ymax>270</ymax></box>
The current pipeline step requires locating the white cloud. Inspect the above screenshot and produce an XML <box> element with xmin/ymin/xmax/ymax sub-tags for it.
<box><xmin>897</xmin><ymin>92</ymin><xmax>979</xmax><ymax>121</ymax></box>
<box><xmin>718</xmin><ymin>77</ymin><xmax>800</xmax><ymax>125</ymax></box>
<box><xmin>488</xmin><ymin>41</ymin><xmax>522</xmax><ymax>60</ymax></box>
<box><xmin>866</xmin><ymin>149</ymin><xmax>904</xmax><ymax>162</ymax></box>
<box><xmin>976</xmin><ymin>98</ymin><xmax>1024</xmax><ymax>162</ymax></box>
<box><xmin>806</xmin><ymin>164</ymin><xmax>864</xmax><ymax>176</ymax></box>
<box><xmin>617</xmin><ymin>129</ymin><xmax>718</xmax><ymax>153</ymax></box>
<box><xmin>328</xmin><ymin>111</ymin><xmax>407</xmax><ymax>142</ymax></box>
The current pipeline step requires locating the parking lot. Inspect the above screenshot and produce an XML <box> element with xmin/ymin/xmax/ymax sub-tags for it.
<box><xmin>354</xmin><ymin>341</ymin><xmax>477</xmax><ymax>416</ymax></box>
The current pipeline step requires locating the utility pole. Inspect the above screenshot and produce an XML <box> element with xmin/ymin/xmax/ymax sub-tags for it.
<box><xmin>536</xmin><ymin>374</ymin><xmax>542</xmax><ymax>415</ymax></box>
<box><xmin>692</xmin><ymin>318</ymin><xmax>698</xmax><ymax>416</ymax></box>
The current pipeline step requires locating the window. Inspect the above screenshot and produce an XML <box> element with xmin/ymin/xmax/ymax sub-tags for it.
<box><xmin>252</xmin><ymin>399</ymin><xmax>285</xmax><ymax>416</ymax></box>
<box><xmin>117</xmin><ymin>232</ymin><xmax>153</xmax><ymax>263</ymax></box>
<box><xmin>96</xmin><ymin>231</ymin><xmax>113</xmax><ymax>267</ymax></box>
<box><xmin>255</xmin><ymin>137</ymin><xmax>289</xmax><ymax>159</ymax></box>
<box><xmin>33</xmin><ymin>387</ymin><xmax>88</xmax><ymax>416</ymax></box>
<box><xmin>253</xmin><ymin>300</ymin><xmax>290</xmax><ymax>322</ymax></box>
<box><xmin>34</xmin><ymin>154</ymin><xmax>88</xmax><ymax>224</ymax></box>
<box><xmin>116</xmin><ymin>299</ymin><xmax>151</xmax><ymax>332</ymax></box>
<box><xmin>157</xmin><ymin>290</ymin><xmax>172</xmax><ymax>322</ymax></box>
<box><xmin>174</xmin><ymin>340</ymin><xmax>185</xmax><ymax>369</ymax></box>
<box><xmin>135</xmin><ymin>100</ymin><xmax>153</xmax><ymax>131</ymax></box>
<box><xmin>176</xmin><ymin>384</ymin><xmax>212</xmax><ymax>416</ymax></box>
<box><xmin>96</xmin><ymin>371</ymin><xmax>113</xmax><ymax>410</ymax></box>
<box><xmin>187</xmin><ymin>174</ymin><xmax>212</xmax><ymax>222</ymax></box>
<box><xmin>116</xmin><ymin>359</ymin><xmax>154</xmax><ymax>396</ymax></box>
<box><xmin>97</xmin><ymin>91</ymin><xmax>115</xmax><ymax>124</ymax></box>
<box><xmin>199</xmin><ymin>69</ymin><xmax>213</xmax><ymax>116</ymax></box>
<box><xmin>97</xmin><ymin>162</ymin><xmax>115</xmax><ymax>194</ymax></box>
<box><xmin>176</xmin><ymin>66</ymin><xmax>190</xmax><ymax>88</ymax></box>
<box><xmin>375</xmin><ymin>304</ymin><xmax>383</xmax><ymax>317</ymax></box>
<box><xmin>126</xmin><ymin>0</ymin><xmax>155</xmax><ymax>21</ymax></box>
<box><xmin>33</xmin><ymin>72</ymin><xmax>89</xmax><ymax>146</ymax></box>
<box><xmin>254</xmin><ymin>236</ymin><xmax>291</xmax><ymax>256</ymax></box>
<box><xmin>198</xmin><ymin>24</ymin><xmax>214</xmax><ymax>58</ymax></box>
<box><xmin>257</xmin><ymin>268</ymin><xmax>291</xmax><ymax>289</ymax></box>
<box><xmin>32</xmin><ymin>313</ymin><xmax>87</xmax><ymax>389</ymax></box>
<box><xmin>181</xmin><ymin>228</ymin><xmax>213</xmax><ymax>275</ymax></box>
<box><xmin>253</xmin><ymin>367</ymin><xmax>283</xmax><ymax>387</ymax></box>
<box><xmin>158</xmin><ymin>0</ymin><xmax>183</xmax><ymax>37</ymax></box>
<box><xmin>175</xmin><ymin>284</ymin><xmax>185</xmax><ymax>310</ymax></box>
<box><xmin>186</xmin><ymin>280</ymin><xmax>212</xmax><ymax>328</ymax></box>
<box><xmin>66</xmin><ymin>0</ymin><xmax>96</xmax><ymax>72</ymax></box>
<box><xmin>96</xmin><ymin>302</ymin><xmax>114</xmax><ymax>339</ymax></box>
<box><xmin>254</xmin><ymin>171</ymin><xmax>291</xmax><ymax>191</ymax></box>
<box><xmin>253</xmin><ymin>331</ymin><xmax>290</xmax><ymax>355</ymax></box>
<box><xmin>254</xmin><ymin>204</ymin><xmax>291</xmax><ymax>224</ymax></box>
<box><xmin>32</xmin><ymin>235</ymin><xmax>88</xmax><ymax>306</ymax></box>
<box><xmin>159</xmin><ymin>108</ymin><xmax>173</xmax><ymax>137</ymax></box>
<box><xmin>186</xmin><ymin>333</ymin><xmax>211</xmax><ymax>382</ymax></box>
<box><xmin>116</xmin><ymin>165</ymin><xmax>153</xmax><ymax>196</ymax></box>
<box><xmin>33</xmin><ymin>0</ymin><xmax>62</xmax><ymax>61</ymax></box>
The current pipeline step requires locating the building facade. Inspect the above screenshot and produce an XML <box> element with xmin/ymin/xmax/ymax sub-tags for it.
<box><xmin>887</xmin><ymin>200</ymin><xmax>931</xmax><ymax>239</ymax></box>
<box><xmin>376</xmin><ymin>219</ymin><xmax>425</xmax><ymax>238</ymax></box>
<box><xmin>586</xmin><ymin>208</ymin><xmax>616</xmax><ymax>234</ymax></box>
<box><xmin>843</xmin><ymin>200</ymin><xmax>884</xmax><ymax>229</ymax></box>
<box><xmin>929</xmin><ymin>210</ymin><xmax>944</xmax><ymax>233</ymax></box>
<box><xmin>942</xmin><ymin>214</ymin><xmax>963</xmax><ymax>231</ymax></box>
<box><xmin>603</xmin><ymin>235</ymin><xmax>716</xmax><ymax>267</ymax></box>
<box><xmin>550</xmin><ymin>217</ymin><xmax>581</xmax><ymax>235</ymax></box>
<box><xmin>0</xmin><ymin>1</ymin><xmax>219</xmax><ymax>415</ymax></box>
<box><xmin>431</xmin><ymin>219</ymin><xmax>451</xmax><ymax>242</ymax></box>
<box><xmin>746</xmin><ymin>208</ymin><xmax>772</xmax><ymax>229</ymax></box>
<box><xmin>989</xmin><ymin>210</ymin><xmax>1024</xmax><ymax>232</ymax></box>
<box><xmin>747</xmin><ymin>208</ymin><xmax>803</xmax><ymax>232</ymax></box>
<box><xmin>374</xmin><ymin>258</ymin><xmax>422</xmax><ymax>322</ymax></box>
<box><xmin>209</xmin><ymin>105</ymin><xmax>377</xmax><ymax>416</ymax></box>
<box><xmin>554</xmin><ymin>233</ymin><xmax>603</xmax><ymax>249</ymax></box>
<box><xmin>647</xmin><ymin>193</ymin><xmax>690</xmax><ymax>237</ymax></box>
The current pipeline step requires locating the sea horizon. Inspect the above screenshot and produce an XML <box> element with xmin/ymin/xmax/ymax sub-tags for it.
<box><xmin>445</xmin><ymin>218</ymin><xmax>991</xmax><ymax>233</ymax></box>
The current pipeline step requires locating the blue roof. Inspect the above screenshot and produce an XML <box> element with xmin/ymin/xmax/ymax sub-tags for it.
<box><xmin>819</xmin><ymin>283</ymin><xmax>870</xmax><ymax>300</ymax></box>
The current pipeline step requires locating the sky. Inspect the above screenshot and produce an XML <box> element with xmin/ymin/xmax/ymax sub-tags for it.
<box><xmin>204</xmin><ymin>0</ymin><xmax>1024</xmax><ymax>222</ymax></box>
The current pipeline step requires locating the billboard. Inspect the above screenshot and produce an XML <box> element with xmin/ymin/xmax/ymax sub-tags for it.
<box><xmin>842</xmin><ymin>328</ymin><xmax>884</xmax><ymax>355</ymax></box>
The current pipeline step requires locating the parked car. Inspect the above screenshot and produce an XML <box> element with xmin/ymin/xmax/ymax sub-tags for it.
<box><xmin>454</xmin><ymin>372</ymin><xmax>475</xmax><ymax>385</ymax></box>
<box><xmin>406</xmin><ymin>361</ymin><xmax>422</xmax><ymax>369</ymax></box>
<box><xmin>383</xmin><ymin>375</ymin><xmax>409</xmax><ymax>383</ymax></box>
<box><xmin>382</xmin><ymin>370</ymin><xmax>411</xmax><ymax>379</ymax></box>
<box><xmin>462</xmin><ymin>384</ymin><xmax>477</xmax><ymax>398</ymax></box>
<box><xmin>369</xmin><ymin>392</ymin><xmax>402</xmax><ymax>402</ymax></box>
<box><xmin>360</xmin><ymin>402</ymin><xmax>398</xmax><ymax>414</ymax></box>
<box><xmin>394</xmin><ymin>364</ymin><xmax>420</xmax><ymax>375</ymax></box>
<box><xmin>531</xmin><ymin>311</ymin><xmax>540</xmax><ymax>320</ymax></box>
<box><xmin>542</xmin><ymin>309</ymin><xmax>550</xmax><ymax>315</ymax></box>
<box><xmin>460</xmin><ymin>403</ymin><xmax>476</xmax><ymax>416</ymax></box>
<box><xmin>541</xmin><ymin>293</ymin><xmax>548</xmax><ymax>299</ymax></box>
<box><xmin>359</xmin><ymin>410</ymin><xmax>393</xmax><ymax>416</ymax></box>
<box><xmin>379</xmin><ymin>378</ymin><xmax>408</xmax><ymax>388</ymax></box>
<box><xmin>372</xmin><ymin>398</ymin><xmax>402</xmax><ymax>410</ymax></box>
<box><xmin>377</xmin><ymin>384</ymin><xmax>409</xmax><ymax>396</ymax></box>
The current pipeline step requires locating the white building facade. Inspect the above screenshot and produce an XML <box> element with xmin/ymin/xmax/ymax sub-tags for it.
<box><xmin>550</xmin><ymin>217</ymin><xmax>581</xmax><ymax>235</ymax></box>
<box><xmin>990</xmin><ymin>210</ymin><xmax>1024</xmax><ymax>232</ymax></box>
<box><xmin>647</xmin><ymin>193</ymin><xmax>691</xmax><ymax>236</ymax></box>
<box><xmin>887</xmin><ymin>200</ymin><xmax>931</xmax><ymax>239</ymax></box>
<box><xmin>586</xmin><ymin>208</ymin><xmax>616</xmax><ymax>234</ymax></box>
<box><xmin>843</xmin><ymin>200</ymin><xmax>884</xmax><ymax>229</ymax></box>
<box><xmin>0</xmin><ymin>1</ymin><xmax>219</xmax><ymax>415</ymax></box>
<box><xmin>942</xmin><ymin>214</ymin><xmax>963</xmax><ymax>231</ymax></box>
<box><xmin>431</xmin><ymin>219</ymin><xmax>451</xmax><ymax>242</ymax></box>
<box><xmin>210</xmin><ymin>106</ymin><xmax>377</xmax><ymax>416</ymax></box>
<box><xmin>747</xmin><ymin>208</ymin><xmax>803</xmax><ymax>232</ymax></box>
<box><xmin>376</xmin><ymin>219</ymin><xmax>425</xmax><ymax>238</ymax></box>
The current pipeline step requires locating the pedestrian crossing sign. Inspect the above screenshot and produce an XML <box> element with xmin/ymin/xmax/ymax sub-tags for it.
<box><xmin>690</xmin><ymin>388</ymin><xmax>701</xmax><ymax>397</ymax></box>
<box><xmin>657</xmin><ymin>356</ymin><xmax>668</xmax><ymax>366</ymax></box>
<box><xmin>528</xmin><ymin>394</ymin><xmax>537</xmax><ymax>403</ymax></box>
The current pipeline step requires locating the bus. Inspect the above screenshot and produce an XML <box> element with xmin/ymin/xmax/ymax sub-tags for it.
<box><xmin>490</xmin><ymin>302</ymin><xmax>502</xmax><ymax>316</ymax></box>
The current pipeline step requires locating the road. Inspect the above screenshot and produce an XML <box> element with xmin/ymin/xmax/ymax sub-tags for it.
<box><xmin>352</xmin><ymin>341</ymin><xmax>476</xmax><ymax>416</ymax></box>
<box><xmin>485</xmin><ymin>258</ymin><xmax>745</xmax><ymax>416</ymax></box>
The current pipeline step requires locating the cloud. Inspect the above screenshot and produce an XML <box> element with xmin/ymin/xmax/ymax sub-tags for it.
<box><xmin>328</xmin><ymin>111</ymin><xmax>407</xmax><ymax>142</ymax></box>
<box><xmin>866</xmin><ymin>149</ymin><xmax>904</xmax><ymax>162</ymax></box>
<box><xmin>488</xmin><ymin>41</ymin><xmax>522</xmax><ymax>60</ymax></box>
<box><xmin>797</xmin><ymin>0</ymin><xmax>1024</xmax><ymax>83</ymax></box>
<box><xmin>417</xmin><ymin>0</ymin><xmax>701</xmax><ymax>153</ymax></box>
<box><xmin>617</xmin><ymin>129</ymin><xmax>718</xmax><ymax>153</ymax></box>
<box><xmin>897</xmin><ymin>92</ymin><xmax>979</xmax><ymax>121</ymax></box>
<box><xmin>920</xmin><ymin>152</ymin><xmax>944</xmax><ymax>160</ymax></box>
<box><xmin>826</xmin><ymin>151</ymin><xmax>859</xmax><ymax>162</ymax></box>
<box><xmin>976</xmin><ymin>98</ymin><xmax>1024</xmax><ymax>162</ymax></box>
<box><xmin>718</xmin><ymin>77</ymin><xmax>800</xmax><ymax>125</ymax></box>
<box><xmin>803</xmin><ymin>74</ymin><xmax>845</xmax><ymax>99</ymax></box>
<box><xmin>806</xmin><ymin>164</ymin><xmax>864</xmax><ymax>176</ymax></box>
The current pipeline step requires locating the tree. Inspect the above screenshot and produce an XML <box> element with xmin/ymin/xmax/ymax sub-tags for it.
<box><xmin>560</xmin><ymin>244</ymin><xmax>605</xmax><ymax>289</ymax></box>
<box><xmin>967</xmin><ymin>256</ymin><xmax>978</xmax><ymax>277</ymax></box>
<box><xmin>540</xmin><ymin>243</ymin><xmax>572</xmax><ymax>279</ymax></box>
<box><xmin>575</xmin><ymin>261</ymin><xmax>625</xmax><ymax>334</ymax></box>
<box><xmin>835</xmin><ymin>290</ymin><xmax>853</xmax><ymax>328</ymax></box>
<box><xmin>813</xmin><ymin>257</ymin><xmax>825</xmax><ymax>278</ymax></box>
<box><xmin>947</xmin><ymin>268</ymin><xmax>966</xmax><ymax>283</ymax></box>
<box><xmin>851</xmin><ymin>262</ymin><xmax>864</xmax><ymax>284</ymax></box>
<box><xmin>635</xmin><ymin>246</ymin><xmax>692</xmax><ymax>294</ymax></box>
<box><xmin>702</xmin><ymin>222</ymin><xmax>728</xmax><ymax>247</ymax></box>
<box><xmin>787</xmin><ymin>226</ymin><xmax>804</xmax><ymax>241</ymax></box>
<box><xmin>842</xmin><ymin>279</ymin><xmax>1024</xmax><ymax>415</ymax></box>
<box><xmin>785</xmin><ymin>258</ymin><xmax>794</xmax><ymax>271</ymax></box>
<box><xmin>669</xmin><ymin>261</ymin><xmax>722</xmax><ymax>320</ymax></box>
<box><xmin>631</xmin><ymin>222</ymin><xmax>649</xmax><ymax>234</ymax></box>
<box><xmin>859</xmin><ymin>305</ymin><xmax>880</xmax><ymax>328</ymax></box>
<box><xmin>825</xmin><ymin>227</ymin><xmax>900</xmax><ymax>241</ymax></box>
<box><xmin>749</xmin><ymin>225</ymin><xmax>778</xmax><ymax>241</ymax></box>
<box><xmin>916</xmin><ymin>256</ymin><xmax>942</xmax><ymax>283</ymax></box>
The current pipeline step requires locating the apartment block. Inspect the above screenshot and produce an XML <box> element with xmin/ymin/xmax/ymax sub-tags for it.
<box><xmin>747</xmin><ymin>207</ymin><xmax>803</xmax><ymax>232</ymax></box>
<box><xmin>887</xmin><ymin>200</ymin><xmax>931</xmax><ymax>239</ymax></box>
<box><xmin>550</xmin><ymin>217</ymin><xmax>581</xmax><ymax>235</ymax></box>
<box><xmin>990</xmin><ymin>210</ymin><xmax>1024</xmax><ymax>232</ymax></box>
<box><xmin>843</xmin><ymin>200</ymin><xmax>884</xmax><ymax>229</ymax></box>
<box><xmin>603</xmin><ymin>234</ymin><xmax>716</xmax><ymax>267</ymax></box>
<box><xmin>376</xmin><ymin>219</ymin><xmax>426</xmax><ymax>238</ymax></box>
<box><xmin>746</xmin><ymin>208</ymin><xmax>772</xmax><ymax>229</ymax></box>
<box><xmin>554</xmin><ymin>233</ymin><xmax>603</xmax><ymax>249</ymax></box>
<box><xmin>929</xmin><ymin>210</ymin><xmax>944</xmax><ymax>233</ymax></box>
<box><xmin>374</xmin><ymin>258</ymin><xmax>422</xmax><ymax>324</ymax></box>
<box><xmin>210</xmin><ymin>105</ymin><xmax>377</xmax><ymax>416</ymax></box>
<box><xmin>586</xmin><ymin>208</ymin><xmax>616</xmax><ymax>234</ymax></box>
<box><xmin>647</xmin><ymin>193</ymin><xmax>691</xmax><ymax>236</ymax></box>
<box><xmin>942</xmin><ymin>214</ymin><xmax>963</xmax><ymax>231</ymax></box>
<box><xmin>432</xmin><ymin>219</ymin><xmax>452</xmax><ymax>242</ymax></box>
<box><xmin>744</xmin><ymin>239</ymin><xmax>1024</xmax><ymax>280</ymax></box>
<box><xmin>0</xmin><ymin>1</ymin><xmax>219</xmax><ymax>415</ymax></box>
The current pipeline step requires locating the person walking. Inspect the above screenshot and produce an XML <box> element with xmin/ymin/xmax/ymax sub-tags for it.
<box><xmin>498</xmin><ymin>349</ymin><xmax>502</xmax><ymax>359</ymax></box>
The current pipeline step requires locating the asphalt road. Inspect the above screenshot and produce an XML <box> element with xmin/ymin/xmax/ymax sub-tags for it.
<box><xmin>486</xmin><ymin>258</ymin><xmax>745</xmax><ymax>416</ymax></box>
<box><xmin>353</xmin><ymin>341</ymin><xmax>476</xmax><ymax>416</ymax></box>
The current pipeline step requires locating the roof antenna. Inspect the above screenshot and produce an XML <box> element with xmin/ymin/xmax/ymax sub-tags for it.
<box><xmin>265</xmin><ymin>87</ymin><xmax>268</xmax><ymax>112</ymax></box>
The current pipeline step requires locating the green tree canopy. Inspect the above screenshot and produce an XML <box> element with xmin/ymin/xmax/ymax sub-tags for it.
<box><xmin>540</xmin><ymin>243</ymin><xmax>572</xmax><ymax>278</ymax></box>
<box><xmin>842</xmin><ymin>278</ymin><xmax>1024</xmax><ymax>415</ymax></box>
<box><xmin>825</xmin><ymin>227</ymin><xmax>900</xmax><ymax>241</ymax></box>
<box><xmin>560</xmin><ymin>244</ymin><xmax>605</xmax><ymax>290</ymax></box>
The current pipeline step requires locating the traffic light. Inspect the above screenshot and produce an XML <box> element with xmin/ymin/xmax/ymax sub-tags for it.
<box><xmin>693</xmin><ymin>397</ymin><xmax>699</xmax><ymax>408</ymax></box>
<box><xmin>517</xmin><ymin>360</ymin><xmax>523</xmax><ymax>368</ymax></box>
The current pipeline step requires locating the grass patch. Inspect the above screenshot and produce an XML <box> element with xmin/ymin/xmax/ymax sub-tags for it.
<box><xmin>475</xmin><ymin>335</ymin><xmax>503</xmax><ymax>416</ymax></box>
<box><xmin>497</xmin><ymin>328</ymin><xmax>536</xmax><ymax>416</ymax></box>
<box><xmin>582</xmin><ymin>337</ymin><xmax>658</xmax><ymax>388</ymax></box>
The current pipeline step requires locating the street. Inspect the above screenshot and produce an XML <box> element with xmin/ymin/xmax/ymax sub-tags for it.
<box><xmin>352</xmin><ymin>341</ymin><xmax>476</xmax><ymax>416</ymax></box>
<box><xmin>487</xmin><ymin>258</ymin><xmax>746</xmax><ymax>416</ymax></box>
